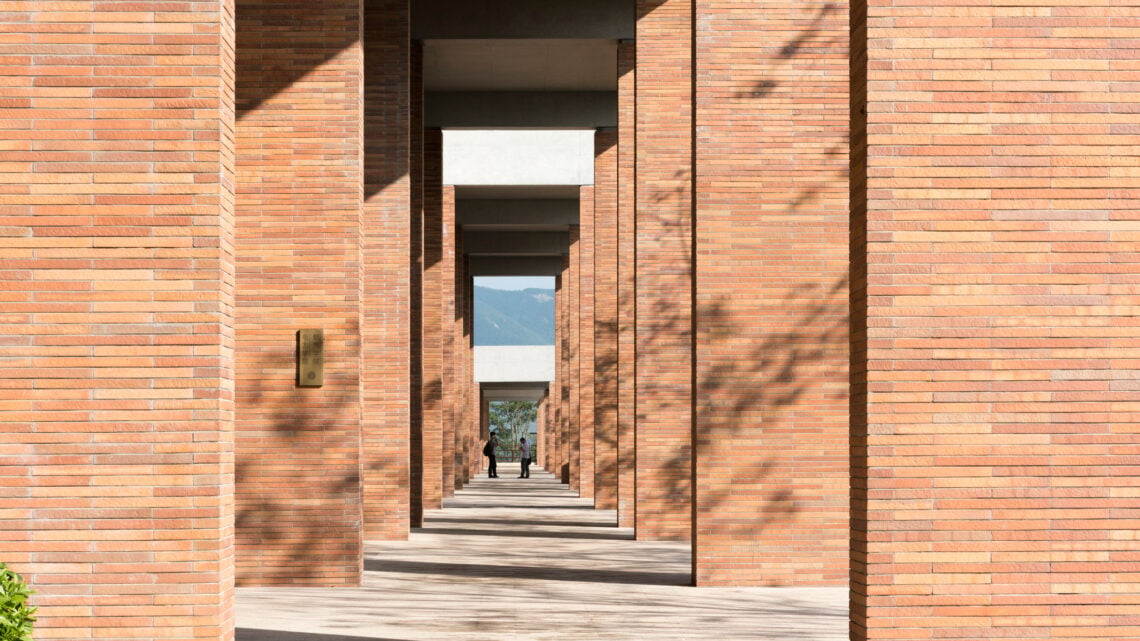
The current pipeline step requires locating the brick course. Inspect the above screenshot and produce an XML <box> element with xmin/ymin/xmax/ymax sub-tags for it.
<box><xmin>1</xmin><ymin>2</ymin><xmax>238</xmax><ymax>638</ymax></box>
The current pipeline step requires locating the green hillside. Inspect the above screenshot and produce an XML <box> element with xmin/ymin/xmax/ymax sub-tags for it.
<box><xmin>474</xmin><ymin>287</ymin><xmax>555</xmax><ymax>346</ymax></box>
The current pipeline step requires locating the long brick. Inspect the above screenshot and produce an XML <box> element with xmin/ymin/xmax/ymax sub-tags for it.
<box><xmin>0</xmin><ymin>2</ymin><xmax>238</xmax><ymax>638</ymax></box>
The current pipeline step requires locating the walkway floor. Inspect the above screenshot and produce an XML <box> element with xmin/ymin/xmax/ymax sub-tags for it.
<box><xmin>236</xmin><ymin>463</ymin><xmax>848</xmax><ymax>641</ymax></box>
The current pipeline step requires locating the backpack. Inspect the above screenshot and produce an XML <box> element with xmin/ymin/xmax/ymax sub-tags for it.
<box><xmin>482</xmin><ymin>440</ymin><xmax>494</xmax><ymax>456</ymax></box>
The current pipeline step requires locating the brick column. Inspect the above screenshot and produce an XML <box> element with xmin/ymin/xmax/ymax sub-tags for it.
<box><xmin>421</xmin><ymin>129</ymin><xmax>444</xmax><ymax>511</ymax></box>
<box><xmin>852</xmin><ymin>3</ymin><xmax>1140</xmax><ymax>639</ymax></box>
<box><xmin>236</xmin><ymin>0</ymin><xmax>366</xmax><ymax>582</ymax></box>
<box><xmin>616</xmin><ymin>42</ymin><xmax>638</xmax><ymax>528</ymax></box>
<box><xmin>462</xmin><ymin>256</ymin><xmax>477</xmax><ymax>485</ymax></box>
<box><xmin>1</xmin><ymin>4</ymin><xmax>238</xmax><ymax>638</ymax></box>
<box><xmin>568</xmin><ymin>225</ymin><xmax>582</xmax><ymax>492</ymax></box>
<box><xmin>408</xmin><ymin>42</ymin><xmax>425</xmax><ymax>528</ymax></box>
<box><xmin>692</xmin><ymin>0</ymin><xmax>850</xmax><ymax>586</ymax></box>
<box><xmin>635</xmin><ymin>0</ymin><xmax>693</xmax><ymax>541</ymax></box>
<box><xmin>557</xmin><ymin>266</ymin><xmax>570</xmax><ymax>483</ymax></box>
<box><xmin>578</xmin><ymin>189</ymin><xmax>597</xmax><ymax>500</ymax></box>
<box><xmin>362</xmin><ymin>0</ymin><xmax>411</xmax><ymax>542</ymax></box>
<box><xmin>593</xmin><ymin>130</ymin><xmax>619</xmax><ymax>510</ymax></box>
<box><xmin>441</xmin><ymin>185</ymin><xmax>458</xmax><ymax>496</ymax></box>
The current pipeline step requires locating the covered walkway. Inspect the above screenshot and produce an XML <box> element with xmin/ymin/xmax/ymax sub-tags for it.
<box><xmin>236</xmin><ymin>463</ymin><xmax>847</xmax><ymax>641</ymax></box>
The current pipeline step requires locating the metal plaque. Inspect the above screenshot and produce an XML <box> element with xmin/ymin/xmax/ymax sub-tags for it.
<box><xmin>296</xmin><ymin>329</ymin><xmax>324</xmax><ymax>388</ymax></box>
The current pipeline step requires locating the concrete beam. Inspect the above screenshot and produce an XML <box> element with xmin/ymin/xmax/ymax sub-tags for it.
<box><xmin>443</xmin><ymin>130</ymin><xmax>594</xmax><ymax>186</ymax></box>
<box><xmin>469</xmin><ymin>256</ymin><xmax>564</xmax><ymax>276</ymax></box>
<box><xmin>463</xmin><ymin>230</ymin><xmax>568</xmax><ymax>256</ymax></box>
<box><xmin>475</xmin><ymin>346</ymin><xmax>556</xmax><ymax>383</ymax></box>
<box><xmin>481</xmin><ymin>382</ymin><xmax>550</xmax><ymax>403</ymax></box>
<box><xmin>426</xmin><ymin>92</ymin><xmax>616</xmax><ymax>128</ymax></box>
<box><xmin>457</xmin><ymin>199</ymin><xmax>579</xmax><ymax>229</ymax></box>
<box><xmin>414</xmin><ymin>0</ymin><xmax>634</xmax><ymax>39</ymax></box>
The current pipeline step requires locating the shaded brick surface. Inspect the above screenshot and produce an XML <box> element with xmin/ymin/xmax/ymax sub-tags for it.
<box><xmin>235</xmin><ymin>0</ymin><xmax>363</xmax><ymax>585</ymax></box>
<box><xmin>693</xmin><ymin>0</ymin><xmax>851</xmax><ymax>586</ymax></box>
<box><xmin>422</xmin><ymin>129</ymin><xmax>444</xmax><ymax>510</ymax></box>
<box><xmin>0</xmin><ymin>2</ymin><xmax>238</xmax><ymax>638</ymax></box>
<box><xmin>851</xmin><ymin>1</ymin><xmax>1140</xmax><ymax>638</ymax></box>
<box><xmin>362</xmin><ymin>0</ymin><xmax>411</xmax><ymax>542</ymax></box>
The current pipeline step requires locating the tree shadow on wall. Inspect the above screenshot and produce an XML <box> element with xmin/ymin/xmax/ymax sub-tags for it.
<box><xmin>234</xmin><ymin>344</ymin><xmax>365</xmax><ymax>586</ymax></box>
<box><xmin>732</xmin><ymin>2</ymin><xmax>844</xmax><ymax>101</ymax></box>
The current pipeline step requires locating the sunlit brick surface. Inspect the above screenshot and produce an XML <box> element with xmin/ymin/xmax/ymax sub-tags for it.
<box><xmin>851</xmin><ymin>1</ymin><xmax>1140</xmax><ymax>638</ymax></box>
<box><xmin>635</xmin><ymin>0</ymin><xmax>693</xmax><ymax>542</ymax></box>
<box><xmin>693</xmin><ymin>0</ymin><xmax>851</xmax><ymax>585</ymax></box>
<box><xmin>0</xmin><ymin>2</ymin><xmax>238</xmax><ymax>638</ymax></box>
<box><xmin>593</xmin><ymin>130</ymin><xmax>620</xmax><ymax>510</ymax></box>
<box><xmin>616</xmin><ymin>41</ymin><xmax>638</xmax><ymax>530</ymax></box>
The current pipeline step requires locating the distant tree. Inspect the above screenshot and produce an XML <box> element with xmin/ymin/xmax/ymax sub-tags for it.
<box><xmin>489</xmin><ymin>401</ymin><xmax>537</xmax><ymax>460</ymax></box>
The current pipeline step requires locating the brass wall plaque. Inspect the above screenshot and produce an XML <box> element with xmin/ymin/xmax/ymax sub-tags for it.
<box><xmin>296</xmin><ymin>329</ymin><xmax>324</xmax><ymax>388</ymax></box>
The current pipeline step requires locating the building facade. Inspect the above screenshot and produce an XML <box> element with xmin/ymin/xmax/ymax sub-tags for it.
<box><xmin>1</xmin><ymin>1</ymin><xmax>1137</xmax><ymax>640</ymax></box>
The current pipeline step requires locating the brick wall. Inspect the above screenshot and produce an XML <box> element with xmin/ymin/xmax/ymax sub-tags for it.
<box><xmin>635</xmin><ymin>0</ymin><xmax>692</xmax><ymax>541</ymax></box>
<box><xmin>0</xmin><ymin>2</ymin><xmax>238</xmax><ymax>638</ymax></box>
<box><xmin>235</xmin><ymin>0</ymin><xmax>363</xmax><ymax>585</ymax></box>
<box><xmin>852</xmin><ymin>1</ymin><xmax>1140</xmax><ymax>638</ymax></box>
<box><xmin>579</xmin><ymin>193</ymin><xmax>597</xmax><ymax>499</ymax></box>
<box><xmin>593</xmin><ymin>131</ymin><xmax>619</xmax><ymax>510</ymax></box>
<box><xmin>693</xmin><ymin>0</ymin><xmax>851</xmax><ymax>585</ymax></box>
<box><xmin>617</xmin><ymin>42</ymin><xmax>638</xmax><ymax>528</ymax></box>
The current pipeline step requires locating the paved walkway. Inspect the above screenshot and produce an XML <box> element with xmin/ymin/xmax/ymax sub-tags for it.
<box><xmin>237</xmin><ymin>463</ymin><xmax>847</xmax><ymax>641</ymax></box>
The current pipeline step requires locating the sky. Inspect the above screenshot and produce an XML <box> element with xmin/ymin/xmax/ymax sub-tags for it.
<box><xmin>474</xmin><ymin>276</ymin><xmax>555</xmax><ymax>291</ymax></box>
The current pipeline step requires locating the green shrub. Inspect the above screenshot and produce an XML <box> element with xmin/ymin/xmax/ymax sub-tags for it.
<box><xmin>0</xmin><ymin>562</ymin><xmax>36</xmax><ymax>641</ymax></box>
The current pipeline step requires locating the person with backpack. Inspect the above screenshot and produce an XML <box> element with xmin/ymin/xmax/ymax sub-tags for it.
<box><xmin>483</xmin><ymin>432</ymin><xmax>498</xmax><ymax>478</ymax></box>
<box><xmin>518</xmin><ymin>436</ymin><xmax>531</xmax><ymax>478</ymax></box>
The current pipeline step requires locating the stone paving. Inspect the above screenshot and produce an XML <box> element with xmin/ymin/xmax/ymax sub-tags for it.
<box><xmin>237</xmin><ymin>463</ymin><xmax>848</xmax><ymax>641</ymax></box>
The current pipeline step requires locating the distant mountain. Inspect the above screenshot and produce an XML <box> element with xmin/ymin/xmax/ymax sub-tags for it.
<box><xmin>474</xmin><ymin>287</ymin><xmax>555</xmax><ymax>346</ymax></box>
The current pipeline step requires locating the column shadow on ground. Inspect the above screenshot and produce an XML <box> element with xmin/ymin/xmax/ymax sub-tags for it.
<box><xmin>363</xmin><ymin>558</ymin><xmax>690</xmax><ymax>586</ymax></box>
<box><xmin>237</xmin><ymin>630</ymin><xmax>406</xmax><ymax>641</ymax></box>
<box><xmin>414</xmin><ymin>525</ymin><xmax>633</xmax><ymax>540</ymax></box>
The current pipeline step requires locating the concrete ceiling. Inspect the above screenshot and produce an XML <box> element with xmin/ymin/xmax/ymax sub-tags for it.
<box><xmin>423</xmin><ymin>39</ymin><xmax>618</xmax><ymax>92</ymax></box>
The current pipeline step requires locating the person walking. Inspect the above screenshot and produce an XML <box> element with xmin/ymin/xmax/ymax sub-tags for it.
<box><xmin>483</xmin><ymin>432</ymin><xmax>498</xmax><ymax>478</ymax></box>
<box><xmin>518</xmin><ymin>436</ymin><xmax>531</xmax><ymax>478</ymax></box>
